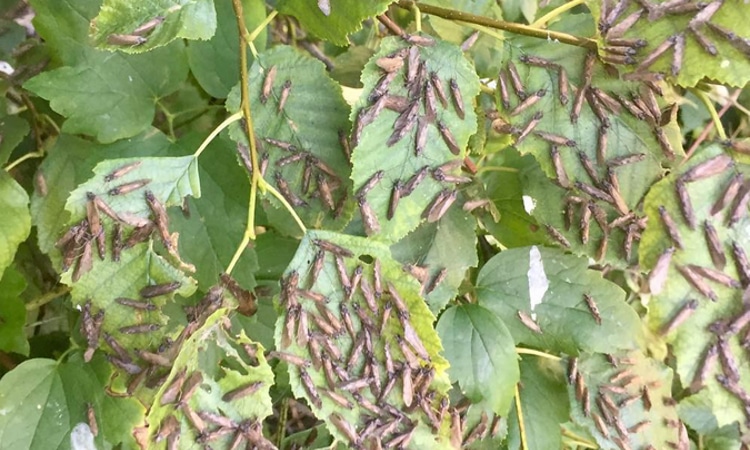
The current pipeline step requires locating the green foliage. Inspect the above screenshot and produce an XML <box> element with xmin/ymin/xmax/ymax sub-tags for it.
<box><xmin>3</xmin><ymin>0</ymin><xmax>750</xmax><ymax>448</ymax></box>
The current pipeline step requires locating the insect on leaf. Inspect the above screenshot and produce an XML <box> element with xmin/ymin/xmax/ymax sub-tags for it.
<box><xmin>476</xmin><ymin>245</ymin><xmax>642</xmax><ymax>355</ymax></box>
<box><xmin>350</xmin><ymin>35</ymin><xmax>480</xmax><ymax>243</ymax></box>
<box><xmin>274</xmin><ymin>230</ymin><xmax>453</xmax><ymax>449</ymax></box>
<box><xmin>227</xmin><ymin>45</ymin><xmax>353</xmax><ymax>235</ymax></box>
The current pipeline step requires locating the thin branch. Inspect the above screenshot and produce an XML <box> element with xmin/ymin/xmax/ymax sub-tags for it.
<box><xmin>25</xmin><ymin>286</ymin><xmax>71</xmax><ymax>311</ymax></box>
<box><xmin>515</xmin><ymin>383</ymin><xmax>529</xmax><ymax>450</ymax></box>
<box><xmin>685</xmin><ymin>88</ymin><xmax>740</xmax><ymax>158</ymax></box>
<box><xmin>396</xmin><ymin>0</ymin><xmax>597</xmax><ymax>49</ymax></box>
<box><xmin>377</xmin><ymin>14</ymin><xmax>407</xmax><ymax>37</ymax></box>
<box><xmin>531</xmin><ymin>0</ymin><xmax>585</xmax><ymax>28</ymax></box>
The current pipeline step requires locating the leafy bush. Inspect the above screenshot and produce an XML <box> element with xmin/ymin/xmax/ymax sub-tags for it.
<box><xmin>1</xmin><ymin>0</ymin><xmax>749</xmax><ymax>448</ymax></box>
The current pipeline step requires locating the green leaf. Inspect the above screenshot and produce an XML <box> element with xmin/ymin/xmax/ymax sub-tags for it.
<box><xmin>436</xmin><ymin>304</ymin><xmax>519</xmax><ymax>415</ymax></box>
<box><xmin>565</xmin><ymin>351</ymin><xmax>682</xmax><ymax>450</ymax></box>
<box><xmin>476</xmin><ymin>246</ymin><xmax>642</xmax><ymax>355</ymax></box>
<box><xmin>0</xmin><ymin>266</ymin><xmax>28</xmax><ymax>355</ymax></box>
<box><xmin>0</xmin><ymin>172</ymin><xmax>30</xmax><ymax>280</ymax></box>
<box><xmin>277</xmin><ymin>0</ymin><xmax>392</xmax><ymax>47</ymax></box>
<box><xmin>590</xmin><ymin>1</ymin><xmax>750</xmax><ymax>87</ymax></box>
<box><xmin>493</xmin><ymin>15</ymin><xmax>682</xmax><ymax>267</ymax></box>
<box><xmin>639</xmin><ymin>143</ymin><xmax>750</xmax><ymax>434</ymax></box>
<box><xmin>480</xmin><ymin>149</ymin><xmax>546</xmax><ymax>248</ymax></box>
<box><xmin>25</xmin><ymin>40</ymin><xmax>188</xmax><ymax>143</ymax></box>
<box><xmin>147</xmin><ymin>308</ymin><xmax>275</xmax><ymax>447</ymax></box>
<box><xmin>0</xmin><ymin>115</ymin><xmax>30</xmax><ymax>166</ymax></box>
<box><xmin>168</xmin><ymin>132</ymin><xmax>257</xmax><ymax>290</ymax></box>
<box><xmin>422</xmin><ymin>0</ymin><xmax>505</xmax><ymax>78</ymax></box>
<box><xmin>64</xmin><ymin>242</ymin><xmax>197</xmax><ymax>351</ymax></box>
<box><xmin>391</xmin><ymin>203</ymin><xmax>478</xmax><ymax>313</ymax></box>
<box><xmin>507</xmin><ymin>357</ymin><xmax>569</xmax><ymax>450</ymax></box>
<box><xmin>65</xmin><ymin>155</ymin><xmax>200</xmax><ymax>219</ymax></box>
<box><xmin>90</xmin><ymin>0</ymin><xmax>216</xmax><ymax>53</ymax></box>
<box><xmin>275</xmin><ymin>230</ymin><xmax>453</xmax><ymax>448</ymax></box>
<box><xmin>0</xmin><ymin>354</ymin><xmax>145</xmax><ymax>450</ymax></box>
<box><xmin>30</xmin><ymin>131</ymin><xmax>176</xmax><ymax>256</ymax></box>
<box><xmin>28</xmin><ymin>0</ymin><xmax>101</xmax><ymax>65</ymax></box>
<box><xmin>186</xmin><ymin>0</ymin><xmax>266</xmax><ymax>98</ymax></box>
<box><xmin>351</xmin><ymin>35</ymin><xmax>480</xmax><ymax>243</ymax></box>
<box><xmin>227</xmin><ymin>45</ymin><xmax>353</xmax><ymax>234</ymax></box>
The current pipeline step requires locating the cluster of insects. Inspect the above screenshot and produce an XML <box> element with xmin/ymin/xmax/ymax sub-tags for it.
<box><xmin>252</xmin><ymin>66</ymin><xmax>348</xmax><ymax>219</ymax></box>
<box><xmin>493</xmin><ymin>46</ymin><xmax>685</xmax><ymax>263</ymax></box>
<box><xmin>567</xmin><ymin>354</ymin><xmax>687</xmax><ymax>450</ymax></box>
<box><xmin>105</xmin><ymin>14</ymin><xmax>165</xmax><ymax>47</ymax></box>
<box><xmin>149</xmin><ymin>335</ymin><xmax>276</xmax><ymax>450</ymax></box>
<box><xmin>353</xmin><ymin>39</ymin><xmax>476</xmax><ymax>234</ymax></box>
<box><xmin>599</xmin><ymin>0</ymin><xmax>749</xmax><ymax>78</ymax></box>
<box><xmin>277</xmin><ymin>238</ymin><xmax>500</xmax><ymax>448</ymax></box>
<box><xmin>646</xmin><ymin>156</ymin><xmax>750</xmax><ymax>426</ymax></box>
<box><xmin>57</xmin><ymin>160</ymin><xmax>193</xmax><ymax>281</ymax></box>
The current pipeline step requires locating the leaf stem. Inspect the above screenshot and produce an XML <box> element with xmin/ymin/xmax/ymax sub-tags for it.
<box><xmin>685</xmin><ymin>88</ymin><xmax>740</xmax><ymax>158</ymax></box>
<box><xmin>560</xmin><ymin>428</ymin><xmax>598</xmax><ymax>448</ymax></box>
<box><xmin>514</xmin><ymin>383</ymin><xmax>529</xmax><ymax>450</ymax></box>
<box><xmin>193</xmin><ymin>111</ymin><xmax>243</xmax><ymax>158</ymax></box>
<box><xmin>4</xmin><ymin>150</ymin><xmax>44</xmax><ymax>172</ymax></box>
<box><xmin>395</xmin><ymin>0</ymin><xmax>597</xmax><ymax>49</ymax></box>
<box><xmin>412</xmin><ymin>3</ymin><xmax>422</xmax><ymax>32</ymax></box>
<box><xmin>275</xmin><ymin>398</ymin><xmax>289</xmax><ymax>448</ymax></box>
<box><xmin>531</xmin><ymin>0</ymin><xmax>585</xmax><ymax>28</ymax></box>
<box><xmin>691</xmin><ymin>87</ymin><xmax>726</xmax><ymax>140</ymax></box>
<box><xmin>516</xmin><ymin>347</ymin><xmax>562</xmax><ymax>361</ymax></box>
<box><xmin>476</xmin><ymin>166</ymin><xmax>519</xmax><ymax>174</ymax></box>
<box><xmin>25</xmin><ymin>286</ymin><xmax>71</xmax><ymax>311</ymax></box>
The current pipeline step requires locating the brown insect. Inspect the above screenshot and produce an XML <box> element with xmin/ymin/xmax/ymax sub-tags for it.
<box><xmin>115</xmin><ymin>297</ymin><xmax>156</xmax><ymax>310</ymax></box>
<box><xmin>358</xmin><ymin>196</ymin><xmax>380</xmax><ymax>236</ymax></box>
<box><xmin>119</xmin><ymin>323</ymin><xmax>161</xmax><ymax>334</ymax></box>
<box><xmin>557</xmin><ymin>69</ymin><xmax>570</xmax><ymax>105</ymax></box>
<box><xmin>583</xmin><ymin>294</ymin><xmax>602</xmax><ymax>325</ymax></box>
<box><xmin>497</xmin><ymin>70</ymin><xmax>511</xmax><ymax>110</ymax></box>
<box><xmin>711</xmin><ymin>174</ymin><xmax>743</xmax><ymax>216</ymax></box>
<box><xmin>678</xmin><ymin>265</ymin><xmax>718</xmax><ymax>302</ymax></box>
<box><xmin>85</xmin><ymin>195</ymin><xmax>105</xmax><ymax>261</ymax></box>
<box><xmin>674</xmin><ymin>180</ymin><xmax>696</xmax><ymax>230</ymax></box>
<box><xmin>690</xmin><ymin>265</ymin><xmax>740</xmax><ymax>289</ymax></box>
<box><xmin>429</xmin><ymin>72</ymin><xmax>449</xmax><ymax>107</ymax></box>
<box><xmin>108</xmin><ymin>179</ymin><xmax>151</xmax><ymax>196</ymax></box>
<box><xmin>140</xmin><ymin>281</ymin><xmax>181</xmax><ymax>298</ymax></box>
<box><xmin>507</xmin><ymin>61</ymin><xmax>526</xmax><ymax>99</ymax></box>
<box><xmin>357</xmin><ymin>170</ymin><xmax>384</xmax><ymax>198</ymax></box>
<box><xmin>519</xmin><ymin>54</ymin><xmax>558</xmax><ymax>69</ymax></box>
<box><xmin>516</xmin><ymin>111</ymin><xmax>544</xmax><ymax>143</ymax></box>
<box><xmin>72</xmin><ymin>240</ymin><xmax>93</xmax><ymax>282</ymax></box>
<box><xmin>423</xmin><ymin>189</ymin><xmax>458</xmax><ymax>223</ymax></box>
<box><xmin>731</xmin><ymin>241</ymin><xmax>750</xmax><ymax>287</ymax></box>
<box><xmin>260</xmin><ymin>65</ymin><xmax>277</xmax><ymax>104</ymax></box>
<box><xmin>547</xmin><ymin>146</ymin><xmax>568</xmax><ymax>188</ymax></box>
<box><xmin>570</xmin><ymin>87</ymin><xmax>587</xmax><ymax>125</ymax></box>
<box><xmin>606</xmin><ymin>8</ymin><xmax>643</xmax><ymax>39</ymax></box>
<box><xmin>682</xmin><ymin>154</ymin><xmax>734</xmax><ymax>184</ymax></box>
<box><xmin>517</xmin><ymin>310</ymin><xmax>543</xmax><ymax>333</ymax></box>
<box><xmin>425</xmin><ymin>268</ymin><xmax>448</xmax><ymax>295</ymax></box>
<box><xmin>509</xmin><ymin>89</ymin><xmax>545</xmax><ymax>116</ymax></box>
<box><xmin>437</xmin><ymin>121</ymin><xmax>461</xmax><ymax>155</ymax></box>
<box><xmin>728</xmin><ymin>181</ymin><xmax>750</xmax><ymax>227</ymax></box>
<box><xmin>104</xmin><ymin>161</ymin><xmax>142</xmax><ymax>182</ymax></box>
<box><xmin>649</xmin><ymin>246</ymin><xmax>675</xmax><ymax>294</ymax></box>
<box><xmin>658</xmin><ymin>206</ymin><xmax>684</xmax><ymax>249</ymax></box>
<box><xmin>660</xmin><ymin>299</ymin><xmax>698</xmax><ymax>335</ymax></box>
<box><xmin>699</xmin><ymin>221</ymin><xmax>727</xmax><ymax>270</ymax></box>
<box><xmin>107</xmin><ymin>34</ymin><xmax>146</xmax><ymax>46</ymax></box>
<box><xmin>449</xmin><ymin>79</ymin><xmax>465</xmax><ymax>119</ymax></box>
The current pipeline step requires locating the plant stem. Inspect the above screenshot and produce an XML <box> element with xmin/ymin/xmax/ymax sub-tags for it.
<box><xmin>5</xmin><ymin>151</ymin><xmax>44</xmax><ymax>172</ymax></box>
<box><xmin>531</xmin><ymin>0</ymin><xmax>585</xmax><ymax>28</ymax></box>
<box><xmin>412</xmin><ymin>3</ymin><xmax>422</xmax><ymax>32</ymax></box>
<box><xmin>275</xmin><ymin>398</ymin><xmax>289</xmax><ymax>448</ymax></box>
<box><xmin>193</xmin><ymin>111</ymin><xmax>243</xmax><ymax>158</ymax></box>
<box><xmin>226</xmin><ymin>0</ymin><xmax>306</xmax><ymax>276</ymax></box>
<box><xmin>514</xmin><ymin>384</ymin><xmax>529</xmax><ymax>450</ymax></box>
<box><xmin>685</xmin><ymin>88</ymin><xmax>740</xmax><ymax>158</ymax></box>
<box><xmin>516</xmin><ymin>347</ymin><xmax>562</xmax><ymax>361</ymax></box>
<box><xmin>378</xmin><ymin>14</ymin><xmax>407</xmax><ymax>37</ymax></box>
<box><xmin>561</xmin><ymin>428</ymin><xmax>598</xmax><ymax>448</ymax></box>
<box><xmin>691</xmin><ymin>87</ymin><xmax>726</xmax><ymax>140</ymax></box>
<box><xmin>396</xmin><ymin>0</ymin><xmax>597</xmax><ymax>49</ymax></box>
<box><xmin>26</xmin><ymin>286</ymin><xmax>71</xmax><ymax>311</ymax></box>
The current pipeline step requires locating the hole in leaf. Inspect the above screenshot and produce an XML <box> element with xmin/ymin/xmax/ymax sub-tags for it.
<box><xmin>358</xmin><ymin>254</ymin><xmax>374</xmax><ymax>264</ymax></box>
